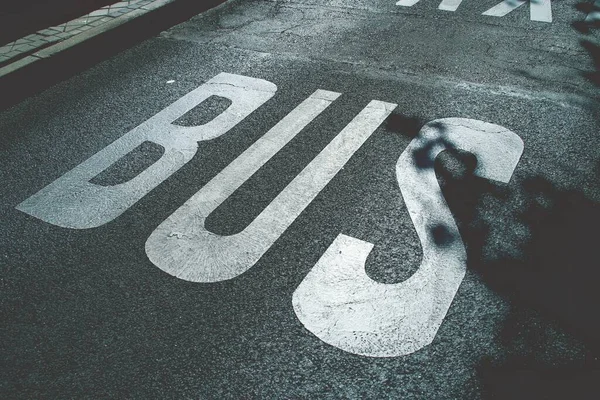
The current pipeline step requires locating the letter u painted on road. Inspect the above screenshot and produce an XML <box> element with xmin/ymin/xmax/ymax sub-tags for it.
<box><xmin>292</xmin><ymin>118</ymin><xmax>524</xmax><ymax>357</ymax></box>
<box><xmin>17</xmin><ymin>73</ymin><xmax>276</xmax><ymax>229</ymax></box>
<box><xmin>145</xmin><ymin>94</ymin><xmax>397</xmax><ymax>282</ymax></box>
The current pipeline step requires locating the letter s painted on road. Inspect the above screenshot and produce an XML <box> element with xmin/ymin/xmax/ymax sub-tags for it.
<box><xmin>292</xmin><ymin>118</ymin><xmax>524</xmax><ymax>357</ymax></box>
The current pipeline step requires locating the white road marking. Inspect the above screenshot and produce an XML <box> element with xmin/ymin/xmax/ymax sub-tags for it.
<box><xmin>585</xmin><ymin>0</ymin><xmax>600</xmax><ymax>22</ymax></box>
<box><xmin>17</xmin><ymin>73</ymin><xmax>275</xmax><ymax>229</ymax></box>
<box><xmin>437</xmin><ymin>0</ymin><xmax>464</xmax><ymax>12</ymax></box>
<box><xmin>530</xmin><ymin>0</ymin><xmax>553</xmax><ymax>22</ymax></box>
<box><xmin>396</xmin><ymin>0</ymin><xmax>464</xmax><ymax>12</ymax></box>
<box><xmin>483</xmin><ymin>0</ymin><xmax>527</xmax><ymax>18</ymax></box>
<box><xmin>145</xmin><ymin>98</ymin><xmax>397</xmax><ymax>283</ymax></box>
<box><xmin>482</xmin><ymin>0</ymin><xmax>553</xmax><ymax>23</ymax></box>
<box><xmin>292</xmin><ymin>118</ymin><xmax>524</xmax><ymax>357</ymax></box>
<box><xmin>586</xmin><ymin>10</ymin><xmax>600</xmax><ymax>22</ymax></box>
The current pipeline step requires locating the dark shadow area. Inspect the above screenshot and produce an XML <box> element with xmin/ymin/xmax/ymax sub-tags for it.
<box><xmin>511</xmin><ymin>2</ymin><xmax>600</xmax><ymax>91</ymax></box>
<box><xmin>430</xmin><ymin>222</ymin><xmax>457</xmax><ymax>246</ymax></box>
<box><xmin>573</xmin><ymin>2</ymin><xmax>600</xmax><ymax>87</ymax></box>
<box><xmin>436</xmin><ymin>153</ymin><xmax>600</xmax><ymax>398</ymax></box>
<box><xmin>384</xmin><ymin>113</ymin><xmax>422</xmax><ymax>139</ymax></box>
<box><xmin>478</xmin><ymin>355</ymin><xmax>600</xmax><ymax>400</ymax></box>
<box><xmin>580</xmin><ymin>39</ymin><xmax>600</xmax><ymax>86</ymax></box>
<box><xmin>573</xmin><ymin>1</ymin><xmax>600</xmax><ymax>34</ymax></box>
<box><xmin>466</xmin><ymin>177</ymin><xmax>600</xmax><ymax>352</ymax></box>
<box><xmin>412</xmin><ymin>121</ymin><xmax>454</xmax><ymax>169</ymax></box>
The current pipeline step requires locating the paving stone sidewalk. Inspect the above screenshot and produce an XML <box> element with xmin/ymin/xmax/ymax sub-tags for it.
<box><xmin>0</xmin><ymin>0</ymin><xmax>172</xmax><ymax>68</ymax></box>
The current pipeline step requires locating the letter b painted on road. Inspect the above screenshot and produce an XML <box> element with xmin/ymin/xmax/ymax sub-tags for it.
<box><xmin>17</xmin><ymin>73</ymin><xmax>276</xmax><ymax>229</ymax></box>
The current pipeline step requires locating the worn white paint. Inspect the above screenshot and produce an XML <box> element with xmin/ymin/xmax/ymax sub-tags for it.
<box><xmin>437</xmin><ymin>0</ymin><xmax>464</xmax><ymax>12</ymax></box>
<box><xmin>483</xmin><ymin>0</ymin><xmax>552</xmax><ymax>23</ymax></box>
<box><xmin>483</xmin><ymin>0</ymin><xmax>527</xmax><ymax>18</ymax></box>
<box><xmin>530</xmin><ymin>0</ymin><xmax>553</xmax><ymax>22</ymax></box>
<box><xmin>146</xmin><ymin>98</ymin><xmax>397</xmax><ymax>283</ymax></box>
<box><xmin>17</xmin><ymin>73</ymin><xmax>276</xmax><ymax>228</ymax></box>
<box><xmin>293</xmin><ymin>118</ymin><xmax>524</xmax><ymax>357</ymax></box>
<box><xmin>396</xmin><ymin>0</ymin><xmax>464</xmax><ymax>12</ymax></box>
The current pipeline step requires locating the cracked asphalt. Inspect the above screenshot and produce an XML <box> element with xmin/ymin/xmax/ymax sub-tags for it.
<box><xmin>1</xmin><ymin>0</ymin><xmax>599</xmax><ymax>398</ymax></box>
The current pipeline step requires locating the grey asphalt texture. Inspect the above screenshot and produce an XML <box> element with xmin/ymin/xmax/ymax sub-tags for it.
<box><xmin>1</xmin><ymin>0</ymin><xmax>600</xmax><ymax>398</ymax></box>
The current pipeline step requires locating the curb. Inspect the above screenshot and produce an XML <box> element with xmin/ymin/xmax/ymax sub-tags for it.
<box><xmin>0</xmin><ymin>0</ymin><xmax>178</xmax><ymax>79</ymax></box>
<box><xmin>0</xmin><ymin>0</ymin><xmax>227</xmax><ymax>110</ymax></box>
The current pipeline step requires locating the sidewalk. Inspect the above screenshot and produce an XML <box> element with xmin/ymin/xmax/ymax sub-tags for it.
<box><xmin>0</xmin><ymin>1</ymin><xmax>117</xmax><ymax>46</ymax></box>
<box><xmin>0</xmin><ymin>0</ymin><xmax>227</xmax><ymax>110</ymax></box>
<box><xmin>0</xmin><ymin>0</ymin><xmax>177</xmax><ymax>75</ymax></box>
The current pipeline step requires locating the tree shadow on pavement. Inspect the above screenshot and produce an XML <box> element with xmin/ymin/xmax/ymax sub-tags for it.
<box><xmin>387</xmin><ymin>113</ymin><xmax>600</xmax><ymax>398</ymax></box>
<box><xmin>384</xmin><ymin>114</ymin><xmax>423</xmax><ymax>139</ymax></box>
<box><xmin>513</xmin><ymin>2</ymin><xmax>600</xmax><ymax>92</ymax></box>
<box><xmin>438</xmin><ymin>155</ymin><xmax>600</xmax><ymax>399</ymax></box>
<box><xmin>573</xmin><ymin>1</ymin><xmax>600</xmax><ymax>34</ymax></box>
<box><xmin>580</xmin><ymin>40</ymin><xmax>600</xmax><ymax>86</ymax></box>
<box><xmin>573</xmin><ymin>2</ymin><xmax>600</xmax><ymax>87</ymax></box>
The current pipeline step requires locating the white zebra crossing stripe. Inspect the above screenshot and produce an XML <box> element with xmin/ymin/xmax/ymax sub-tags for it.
<box><xmin>482</xmin><ymin>0</ymin><xmax>553</xmax><ymax>23</ymax></box>
<box><xmin>396</xmin><ymin>0</ymin><xmax>554</xmax><ymax>23</ymax></box>
<box><xmin>396</xmin><ymin>0</ymin><xmax>464</xmax><ymax>12</ymax></box>
<box><xmin>438</xmin><ymin>0</ymin><xmax>464</xmax><ymax>12</ymax></box>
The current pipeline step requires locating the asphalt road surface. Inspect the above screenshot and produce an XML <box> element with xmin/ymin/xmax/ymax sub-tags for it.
<box><xmin>2</xmin><ymin>0</ymin><xmax>600</xmax><ymax>398</ymax></box>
